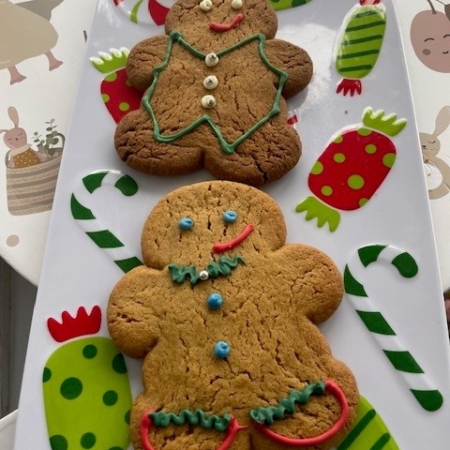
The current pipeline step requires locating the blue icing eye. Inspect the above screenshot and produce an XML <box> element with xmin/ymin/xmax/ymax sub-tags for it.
<box><xmin>223</xmin><ymin>210</ymin><xmax>237</xmax><ymax>223</ymax></box>
<box><xmin>179</xmin><ymin>217</ymin><xmax>194</xmax><ymax>231</ymax></box>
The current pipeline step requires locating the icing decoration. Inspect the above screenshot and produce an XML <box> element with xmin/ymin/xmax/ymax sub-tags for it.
<box><xmin>205</xmin><ymin>52</ymin><xmax>220</xmax><ymax>67</ymax></box>
<box><xmin>214</xmin><ymin>341</ymin><xmax>231</xmax><ymax>358</ymax></box>
<box><xmin>199</xmin><ymin>270</ymin><xmax>210</xmax><ymax>280</ymax></box>
<box><xmin>200</xmin><ymin>0</ymin><xmax>213</xmax><ymax>11</ymax></box>
<box><xmin>179</xmin><ymin>217</ymin><xmax>194</xmax><ymax>230</ymax></box>
<box><xmin>344</xmin><ymin>244</ymin><xmax>443</xmax><ymax>412</ymax></box>
<box><xmin>207</xmin><ymin>292</ymin><xmax>223</xmax><ymax>310</ymax></box>
<box><xmin>71</xmin><ymin>170</ymin><xmax>143</xmax><ymax>273</ymax></box>
<box><xmin>90</xmin><ymin>48</ymin><xmax>141</xmax><ymax>123</ymax></box>
<box><xmin>168</xmin><ymin>255</ymin><xmax>245</xmax><ymax>285</ymax></box>
<box><xmin>334</xmin><ymin>396</ymin><xmax>399</xmax><ymax>450</ymax></box>
<box><xmin>201</xmin><ymin>94</ymin><xmax>217</xmax><ymax>108</ymax></box>
<box><xmin>203</xmin><ymin>75</ymin><xmax>219</xmax><ymax>89</ymax></box>
<box><xmin>141</xmin><ymin>410</ymin><xmax>245</xmax><ymax>450</ymax></box>
<box><xmin>210</xmin><ymin>13</ymin><xmax>245</xmax><ymax>32</ymax></box>
<box><xmin>213</xmin><ymin>223</ymin><xmax>254</xmax><ymax>253</ymax></box>
<box><xmin>252</xmin><ymin>380</ymin><xmax>349</xmax><ymax>446</ymax></box>
<box><xmin>222</xmin><ymin>210</ymin><xmax>238</xmax><ymax>223</ymax></box>
<box><xmin>142</xmin><ymin>31</ymin><xmax>288</xmax><ymax>155</ymax></box>
<box><xmin>47</xmin><ymin>306</ymin><xmax>101</xmax><ymax>343</ymax></box>
<box><xmin>232</xmin><ymin>0</ymin><xmax>243</xmax><ymax>9</ymax></box>
<box><xmin>43</xmin><ymin>306</ymin><xmax>132</xmax><ymax>450</ymax></box>
<box><xmin>335</xmin><ymin>3</ymin><xmax>386</xmax><ymax>96</ymax></box>
<box><xmin>296</xmin><ymin>108</ymin><xmax>406</xmax><ymax>232</ymax></box>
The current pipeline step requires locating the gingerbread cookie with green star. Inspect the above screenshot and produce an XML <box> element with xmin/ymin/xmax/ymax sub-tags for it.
<box><xmin>114</xmin><ymin>0</ymin><xmax>313</xmax><ymax>186</ymax></box>
<box><xmin>107</xmin><ymin>180</ymin><xmax>359</xmax><ymax>450</ymax></box>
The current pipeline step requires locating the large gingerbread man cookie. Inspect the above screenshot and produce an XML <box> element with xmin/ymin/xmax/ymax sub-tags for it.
<box><xmin>108</xmin><ymin>181</ymin><xmax>359</xmax><ymax>450</ymax></box>
<box><xmin>114</xmin><ymin>0</ymin><xmax>313</xmax><ymax>186</ymax></box>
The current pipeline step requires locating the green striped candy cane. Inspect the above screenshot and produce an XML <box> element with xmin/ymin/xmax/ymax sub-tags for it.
<box><xmin>71</xmin><ymin>170</ymin><xmax>143</xmax><ymax>273</ymax></box>
<box><xmin>344</xmin><ymin>244</ymin><xmax>443</xmax><ymax>412</ymax></box>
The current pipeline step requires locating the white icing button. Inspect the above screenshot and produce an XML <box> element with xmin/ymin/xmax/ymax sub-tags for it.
<box><xmin>199</xmin><ymin>270</ymin><xmax>209</xmax><ymax>280</ymax></box>
<box><xmin>203</xmin><ymin>75</ymin><xmax>218</xmax><ymax>90</ymax></box>
<box><xmin>201</xmin><ymin>95</ymin><xmax>216</xmax><ymax>109</ymax></box>
<box><xmin>231</xmin><ymin>0</ymin><xmax>243</xmax><ymax>9</ymax></box>
<box><xmin>199</xmin><ymin>0</ymin><xmax>213</xmax><ymax>11</ymax></box>
<box><xmin>205</xmin><ymin>53</ymin><xmax>219</xmax><ymax>67</ymax></box>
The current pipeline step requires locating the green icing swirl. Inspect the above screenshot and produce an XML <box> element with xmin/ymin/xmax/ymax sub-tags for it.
<box><xmin>169</xmin><ymin>255</ymin><xmax>245</xmax><ymax>285</ymax></box>
<box><xmin>149</xmin><ymin>409</ymin><xmax>232</xmax><ymax>432</ymax></box>
<box><xmin>249</xmin><ymin>382</ymin><xmax>326</xmax><ymax>425</ymax></box>
<box><xmin>142</xmin><ymin>31</ymin><xmax>288</xmax><ymax>154</ymax></box>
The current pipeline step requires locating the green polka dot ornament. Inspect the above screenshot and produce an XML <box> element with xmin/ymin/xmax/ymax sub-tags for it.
<box><xmin>43</xmin><ymin>306</ymin><xmax>132</xmax><ymax>450</ymax></box>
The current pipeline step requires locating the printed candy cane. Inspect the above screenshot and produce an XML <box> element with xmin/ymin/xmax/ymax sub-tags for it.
<box><xmin>344</xmin><ymin>244</ymin><xmax>443</xmax><ymax>412</ymax></box>
<box><xmin>71</xmin><ymin>170</ymin><xmax>143</xmax><ymax>273</ymax></box>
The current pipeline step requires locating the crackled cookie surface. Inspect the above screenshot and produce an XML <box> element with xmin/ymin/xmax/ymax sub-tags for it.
<box><xmin>115</xmin><ymin>0</ymin><xmax>313</xmax><ymax>185</ymax></box>
<box><xmin>108</xmin><ymin>181</ymin><xmax>358</xmax><ymax>450</ymax></box>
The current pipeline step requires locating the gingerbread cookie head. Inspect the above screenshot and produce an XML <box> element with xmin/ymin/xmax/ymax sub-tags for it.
<box><xmin>115</xmin><ymin>0</ymin><xmax>313</xmax><ymax>185</ymax></box>
<box><xmin>165</xmin><ymin>0</ymin><xmax>278</xmax><ymax>51</ymax></box>
<box><xmin>141</xmin><ymin>181</ymin><xmax>286</xmax><ymax>270</ymax></box>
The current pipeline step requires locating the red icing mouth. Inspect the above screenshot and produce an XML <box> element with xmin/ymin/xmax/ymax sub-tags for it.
<box><xmin>213</xmin><ymin>224</ymin><xmax>254</xmax><ymax>253</ymax></box>
<box><xmin>210</xmin><ymin>13</ymin><xmax>244</xmax><ymax>32</ymax></box>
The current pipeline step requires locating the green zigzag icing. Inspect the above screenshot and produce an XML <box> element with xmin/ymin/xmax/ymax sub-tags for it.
<box><xmin>149</xmin><ymin>410</ymin><xmax>231</xmax><ymax>432</ymax></box>
<box><xmin>249</xmin><ymin>382</ymin><xmax>326</xmax><ymax>425</ymax></box>
<box><xmin>169</xmin><ymin>255</ymin><xmax>245</xmax><ymax>285</ymax></box>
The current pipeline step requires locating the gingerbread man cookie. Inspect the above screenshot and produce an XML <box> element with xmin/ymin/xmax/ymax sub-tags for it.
<box><xmin>108</xmin><ymin>181</ymin><xmax>359</xmax><ymax>450</ymax></box>
<box><xmin>114</xmin><ymin>0</ymin><xmax>313</xmax><ymax>186</ymax></box>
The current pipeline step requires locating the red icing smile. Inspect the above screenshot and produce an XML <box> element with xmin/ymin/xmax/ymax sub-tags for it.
<box><xmin>213</xmin><ymin>223</ymin><xmax>254</xmax><ymax>253</ymax></box>
<box><xmin>210</xmin><ymin>13</ymin><xmax>244</xmax><ymax>32</ymax></box>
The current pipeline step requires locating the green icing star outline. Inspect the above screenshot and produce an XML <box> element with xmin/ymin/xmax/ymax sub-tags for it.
<box><xmin>142</xmin><ymin>31</ymin><xmax>288</xmax><ymax>155</ymax></box>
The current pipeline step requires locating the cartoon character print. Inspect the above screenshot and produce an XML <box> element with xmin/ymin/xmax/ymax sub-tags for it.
<box><xmin>420</xmin><ymin>106</ymin><xmax>450</xmax><ymax>199</ymax></box>
<box><xmin>108</xmin><ymin>181</ymin><xmax>359</xmax><ymax>450</ymax></box>
<box><xmin>114</xmin><ymin>0</ymin><xmax>313</xmax><ymax>186</ymax></box>
<box><xmin>0</xmin><ymin>0</ymin><xmax>64</xmax><ymax>84</ymax></box>
<box><xmin>411</xmin><ymin>0</ymin><xmax>450</xmax><ymax>73</ymax></box>
<box><xmin>1</xmin><ymin>107</ymin><xmax>47</xmax><ymax>168</ymax></box>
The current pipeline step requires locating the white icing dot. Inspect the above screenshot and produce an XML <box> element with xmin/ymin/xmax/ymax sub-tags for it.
<box><xmin>203</xmin><ymin>75</ymin><xmax>218</xmax><ymax>90</ymax></box>
<box><xmin>199</xmin><ymin>0</ymin><xmax>213</xmax><ymax>11</ymax></box>
<box><xmin>231</xmin><ymin>0</ymin><xmax>243</xmax><ymax>9</ymax></box>
<box><xmin>199</xmin><ymin>270</ymin><xmax>209</xmax><ymax>280</ymax></box>
<box><xmin>201</xmin><ymin>95</ymin><xmax>216</xmax><ymax>109</ymax></box>
<box><xmin>205</xmin><ymin>53</ymin><xmax>219</xmax><ymax>67</ymax></box>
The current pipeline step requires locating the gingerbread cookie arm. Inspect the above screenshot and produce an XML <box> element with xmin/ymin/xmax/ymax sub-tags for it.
<box><xmin>264</xmin><ymin>39</ymin><xmax>313</xmax><ymax>98</ymax></box>
<box><xmin>273</xmin><ymin>244</ymin><xmax>343</xmax><ymax>323</ymax></box>
<box><xmin>126</xmin><ymin>35</ymin><xmax>170</xmax><ymax>92</ymax></box>
<box><xmin>108</xmin><ymin>266</ymin><xmax>161</xmax><ymax>359</ymax></box>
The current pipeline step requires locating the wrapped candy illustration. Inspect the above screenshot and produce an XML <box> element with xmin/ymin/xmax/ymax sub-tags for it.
<box><xmin>335</xmin><ymin>0</ymin><xmax>386</xmax><ymax>96</ymax></box>
<box><xmin>42</xmin><ymin>305</ymin><xmax>133</xmax><ymax>450</ymax></box>
<box><xmin>296</xmin><ymin>108</ymin><xmax>407</xmax><ymax>232</ymax></box>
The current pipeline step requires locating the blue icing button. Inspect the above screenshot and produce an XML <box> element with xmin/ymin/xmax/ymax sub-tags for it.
<box><xmin>179</xmin><ymin>217</ymin><xmax>194</xmax><ymax>231</ymax></box>
<box><xmin>207</xmin><ymin>293</ymin><xmax>223</xmax><ymax>310</ymax></box>
<box><xmin>214</xmin><ymin>341</ymin><xmax>230</xmax><ymax>359</ymax></box>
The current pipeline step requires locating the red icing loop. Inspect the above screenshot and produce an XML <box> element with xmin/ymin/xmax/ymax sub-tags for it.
<box><xmin>336</xmin><ymin>79</ymin><xmax>362</xmax><ymax>97</ymax></box>
<box><xmin>47</xmin><ymin>306</ymin><xmax>102</xmax><ymax>343</ymax></box>
<box><xmin>253</xmin><ymin>380</ymin><xmax>349</xmax><ymax>447</ymax></box>
<box><xmin>210</xmin><ymin>13</ymin><xmax>244</xmax><ymax>32</ymax></box>
<box><xmin>213</xmin><ymin>224</ymin><xmax>254</xmax><ymax>253</ymax></box>
<box><xmin>140</xmin><ymin>410</ymin><xmax>245</xmax><ymax>450</ymax></box>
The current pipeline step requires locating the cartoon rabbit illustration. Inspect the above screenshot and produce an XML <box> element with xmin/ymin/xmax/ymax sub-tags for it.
<box><xmin>1</xmin><ymin>107</ymin><xmax>47</xmax><ymax>168</ymax></box>
<box><xmin>0</xmin><ymin>0</ymin><xmax>63</xmax><ymax>84</ymax></box>
<box><xmin>420</xmin><ymin>106</ymin><xmax>450</xmax><ymax>199</ymax></box>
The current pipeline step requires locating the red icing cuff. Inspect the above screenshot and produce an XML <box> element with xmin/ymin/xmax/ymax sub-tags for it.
<box><xmin>140</xmin><ymin>410</ymin><xmax>245</xmax><ymax>450</ymax></box>
<box><xmin>336</xmin><ymin>79</ymin><xmax>362</xmax><ymax>96</ymax></box>
<box><xmin>253</xmin><ymin>380</ymin><xmax>349</xmax><ymax>447</ymax></box>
